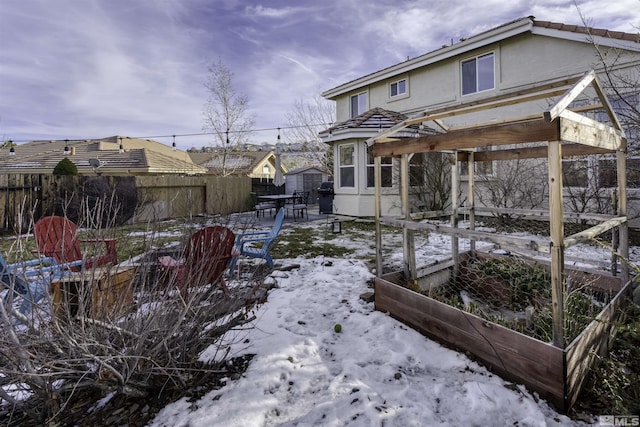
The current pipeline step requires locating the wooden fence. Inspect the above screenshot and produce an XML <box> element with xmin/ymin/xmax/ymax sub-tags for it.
<box><xmin>0</xmin><ymin>174</ymin><xmax>251</xmax><ymax>234</ymax></box>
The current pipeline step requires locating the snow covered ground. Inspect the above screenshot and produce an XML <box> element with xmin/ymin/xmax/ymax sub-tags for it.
<box><xmin>147</xmin><ymin>218</ymin><xmax>634</xmax><ymax>426</ymax></box>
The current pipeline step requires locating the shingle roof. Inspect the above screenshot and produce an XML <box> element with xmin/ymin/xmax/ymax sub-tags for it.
<box><xmin>189</xmin><ymin>150</ymin><xmax>289</xmax><ymax>176</ymax></box>
<box><xmin>0</xmin><ymin>136</ymin><xmax>207</xmax><ymax>175</ymax></box>
<box><xmin>533</xmin><ymin>19</ymin><xmax>640</xmax><ymax>43</ymax></box>
<box><xmin>324</xmin><ymin>108</ymin><xmax>409</xmax><ymax>133</ymax></box>
<box><xmin>322</xmin><ymin>107</ymin><xmax>439</xmax><ymax>136</ymax></box>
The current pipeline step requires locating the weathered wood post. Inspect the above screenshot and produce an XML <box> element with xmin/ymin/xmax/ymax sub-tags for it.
<box><xmin>548</xmin><ymin>139</ymin><xmax>565</xmax><ymax>348</ymax></box>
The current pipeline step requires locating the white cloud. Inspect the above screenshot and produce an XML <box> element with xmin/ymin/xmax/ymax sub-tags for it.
<box><xmin>1</xmin><ymin>0</ymin><xmax>640</xmax><ymax>149</ymax></box>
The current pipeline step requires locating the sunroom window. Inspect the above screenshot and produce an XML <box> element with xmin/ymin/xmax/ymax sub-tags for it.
<box><xmin>366</xmin><ymin>145</ymin><xmax>392</xmax><ymax>188</ymax></box>
<box><xmin>339</xmin><ymin>144</ymin><xmax>355</xmax><ymax>187</ymax></box>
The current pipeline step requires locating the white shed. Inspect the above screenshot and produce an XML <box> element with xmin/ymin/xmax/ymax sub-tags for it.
<box><xmin>284</xmin><ymin>167</ymin><xmax>330</xmax><ymax>203</ymax></box>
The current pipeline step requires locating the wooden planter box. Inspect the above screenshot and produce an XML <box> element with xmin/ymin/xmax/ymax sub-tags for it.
<box><xmin>51</xmin><ymin>266</ymin><xmax>136</xmax><ymax>321</ymax></box>
<box><xmin>374</xmin><ymin>253</ymin><xmax>632</xmax><ymax>411</ymax></box>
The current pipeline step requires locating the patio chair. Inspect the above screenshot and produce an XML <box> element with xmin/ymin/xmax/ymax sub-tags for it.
<box><xmin>0</xmin><ymin>252</ymin><xmax>80</xmax><ymax>317</ymax></box>
<box><xmin>251</xmin><ymin>193</ymin><xmax>276</xmax><ymax>218</ymax></box>
<box><xmin>229</xmin><ymin>207</ymin><xmax>285</xmax><ymax>274</ymax></box>
<box><xmin>34</xmin><ymin>216</ymin><xmax>118</xmax><ymax>271</ymax></box>
<box><xmin>158</xmin><ymin>225</ymin><xmax>236</xmax><ymax>300</ymax></box>
<box><xmin>285</xmin><ymin>191</ymin><xmax>309</xmax><ymax>220</ymax></box>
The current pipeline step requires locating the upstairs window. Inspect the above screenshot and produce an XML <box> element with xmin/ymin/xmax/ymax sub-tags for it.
<box><xmin>462</xmin><ymin>52</ymin><xmax>494</xmax><ymax>95</ymax></box>
<box><xmin>350</xmin><ymin>92</ymin><xmax>368</xmax><ymax>118</ymax></box>
<box><xmin>390</xmin><ymin>79</ymin><xmax>407</xmax><ymax>97</ymax></box>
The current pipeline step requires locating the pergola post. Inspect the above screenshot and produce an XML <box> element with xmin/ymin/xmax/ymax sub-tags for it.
<box><xmin>548</xmin><ymin>140</ymin><xmax>565</xmax><ymax>348</ymax></box>
<box><xmin>374</xmin><ymin>155</ymin><xmax>383</xmax><ymax>277</ymax></box>
<box><xmin>451</xmin><ymin>151</ymin><xmax>460</xmax><ymax>279</ymax></box>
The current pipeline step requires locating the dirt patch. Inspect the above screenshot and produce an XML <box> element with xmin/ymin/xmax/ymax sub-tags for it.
<box><xmin>1</xmin><ymin>355</ymin><xmax>254</xmax><ymax>427</ymax></box>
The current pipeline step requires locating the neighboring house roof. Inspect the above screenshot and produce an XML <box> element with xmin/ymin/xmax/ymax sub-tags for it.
<box><xmin>189</xmin><ymin>150</ymin><xmax>288</xmax><ymax>176</ymax></box>
<box><xmin>321</xmin><ymin>16</ymin><xmax>640</xmax><ymax>99</ymax></box>
<box><xmin>0</xmin><ymin>136</ymin><xmax>207</xmax><ymax>175</ymax></box>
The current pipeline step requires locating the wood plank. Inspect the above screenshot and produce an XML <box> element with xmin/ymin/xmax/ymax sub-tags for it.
<box><xmin>375</xmin><ymin>277</ymin><xmax>566</xmax><ymax>408</ymax></box>
<box><xmin>379</xmin><ymin>216</ymin><xmax>551</xmax><ymax>253</ymax></box>
<box><xmin>548</xmin><ymin>140</ymin><xmax>565</xmax><ymax>348</ymax></box>
<box><xmin>468</xmin><ymin>151</ymin><xmax>476</xmax><ymax>255</ymax></box>
<box><xmin>563</xmin><ymin>216</ymin><xmax>627</xmax><ymax>248</ymax></box>
<box><xmin>565</xmin><ymin>279</ymin><xmax>633</xmax><ymax>408</ymax></box>
<box><xmin>559</xmin><ymin>110</ymin><xmax>625</xmax><ymax>151</ymax></box>
<box><xmin>415</xmin><ymin>258</ymin><xmax>455</xmax><ymax>278</ymax></box>
<box><xmin>375</xmin><ymin>156</ymin><xmax>383</xmax><ymax>277</ymax></box>
<box><xmin>372</xmin><ymin>119</ymin><xmax>560</xmax><ymax>157</ymax></box>
<box><xmin>617</xmin><ymin>149</ymin><xmax>629</xmax><ymax>282</ymax></box>
<box><xmin>471</xmin><ymin>206</ymin><xmax>619</xmax><ymax>223</ymax></box>
<box><xmin>544</xmin><ymin>70</ymin><xmax>596</xmax><ymax>122</ymax></box>
<box><xmin>469</xmin><ymin>143</ymin><xmax>612</xmax><ymax>162</ymax></box>
<box><xmin>591</xmin><ymin>73</ymin><xmax>625</xmax><ymax>133</ymax></box>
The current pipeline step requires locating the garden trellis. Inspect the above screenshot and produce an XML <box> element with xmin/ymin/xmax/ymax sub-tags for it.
<box><xmin>370</xmin><ymin>69</ymin><xmax>632</xmax><ymax>411</ymax></box>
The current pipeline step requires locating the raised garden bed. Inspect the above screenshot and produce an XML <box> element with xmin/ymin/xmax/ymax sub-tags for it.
<box><xmin>375</xmin><ymin>251</ymin><xmax>633</xmax><ymax>411</ymax></box>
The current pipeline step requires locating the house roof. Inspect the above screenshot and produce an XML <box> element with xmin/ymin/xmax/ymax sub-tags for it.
<box><xmin>189</xmin><ymin>150</ymin><xmax>288</xmax><ymax>175</ymax></box>
<box><xmin>321</xmin><ymin>16</ymin><xmax>640</xmax><ymax>99</ymax></box>
<box><xmin>0</xmin><ymin>136</ymin><xmax>207</xmax><ymax>175</ymax></box>
<box><xmin>320</xmin><ymin>107</ymin><xmax>440</xmax><ymax>141</ymax></box>
<box><xmin>285</xmin><ymin>166</ymin><xmax>330</xmax><ymax>175</ymax></box>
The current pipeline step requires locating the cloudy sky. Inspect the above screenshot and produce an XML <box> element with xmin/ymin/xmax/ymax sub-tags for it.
<box><xmin>1</xmin><ymin>0</ymin><xmax>639</xmax><ymax>150</ymax></box>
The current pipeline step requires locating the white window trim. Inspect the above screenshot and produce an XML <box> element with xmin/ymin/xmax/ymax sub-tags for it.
<box><xmin>460</xmin><ymin>51</ymin><xmax>495</xmax><ymax>96</ymax></box>
<box><xmin>350</xmin><ymin>92</ymin><xmax>368</xmax><ymax>118</ymax></box>
<box><xmin>389</xmin><ymin>77</ymin><xmax>409</xmax><ymax>100</ymax></box>
<box><xmin>338</xmin><ymin>143</ymin><xmax>356</xmax><ymax>191</ymax></box>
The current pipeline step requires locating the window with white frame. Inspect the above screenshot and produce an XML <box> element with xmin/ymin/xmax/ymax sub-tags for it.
<box><xmin>339</xmin><ymin>143</ymin><xmax>355</xmax><ymax>188</ymax></box>
<box><xmin>390</xmin><ymin>78</ymin><xmax>407</xmax><ymax>97</ymax></box>
<box><xmin>461</xmin><ymin>52</ymin><xmax>495</xmax><ymax>95</ymax></box>
<box><xmin>366</xmin><ymin>145</ymin><xmax>392</xmax><ymax>188</ymax></box>
<box><xmin>350</xmin><ymin>92</ymin><xmax>368</xmax><ymax>118</ymax></box>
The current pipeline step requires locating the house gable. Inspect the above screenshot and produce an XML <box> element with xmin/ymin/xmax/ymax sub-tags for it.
<box><xmin>320</xmin><ymin>16</ymin><xmax>640</xmax><ymax>218</ymax></box>
<box><xmin>189</xmin><ymin>150</ymin><xmax>288</xmax><ymax>178</ymax></box>
<box><xmin>323</xmin><ymin>17</ymin><xmax>640</xmax><ymax>127</ymax></box>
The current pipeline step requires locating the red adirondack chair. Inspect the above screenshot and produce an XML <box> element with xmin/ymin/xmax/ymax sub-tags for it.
<box><xmin>34</xmin><ymin>216</ymin><xmax>118</xmax><ymax>271</ymax></box>
<box><xmin>158</xmin><ymin>225</ymin><xmax>236</xmax><ymax>300</ymax></box>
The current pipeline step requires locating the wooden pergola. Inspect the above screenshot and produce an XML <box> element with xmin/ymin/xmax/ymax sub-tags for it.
<box><xmin>369</xmin><ymin>69</ymin><xmax>629</xmax><ymax>348</ymax></box>
<box><xmin>368</xmin><ymin>70</ymin><xmax>632</xmax><ymax>410</ymax></box>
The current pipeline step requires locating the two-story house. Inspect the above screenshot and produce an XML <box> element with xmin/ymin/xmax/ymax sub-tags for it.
<box><xmin>320</xmin><ymin>16</ymin><xmax>640</xmax><ymax>217</ymax></box>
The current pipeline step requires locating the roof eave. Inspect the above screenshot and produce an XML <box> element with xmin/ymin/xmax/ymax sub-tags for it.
<box><xmin>531</xmin><ymin>27</ymin><xmax>640</xmax><ymax>52</ymax></box>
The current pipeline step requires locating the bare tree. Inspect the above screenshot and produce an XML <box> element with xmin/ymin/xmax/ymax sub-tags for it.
<box><xmin>202</xmin><ymin>58</ymin><xmax>255</xmax><ymax>176</ymax></box>
<box><xmin>563</xmin><ymin>7</ymin><xmax>640</xmax><ymax>220</ymax></box>
<box><xmin>285</xmin><ymin>95</ymin><xmax>335</xmax><ymax>174</ymax></box>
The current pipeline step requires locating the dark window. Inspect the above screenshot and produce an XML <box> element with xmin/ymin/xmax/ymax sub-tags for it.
<box><xmin>462</xmin><ymin>53</ymin><xmax>494</xmax><ymax>95</ymax></box>
<box><xmin>350</xmin><ymin>92</ymin><xmax>368</xmax><ymax>118</ymax></box>
<box><xmin>390</xmin><ymin>79</ymin><xmax>407</xmax><ymax>97</ymax></box>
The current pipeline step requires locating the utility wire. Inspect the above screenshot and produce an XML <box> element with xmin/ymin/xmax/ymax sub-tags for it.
<box><xmin>5</xmin><ymin>122</ymin><xmax>334</xmax><ymax>145</ymax></box>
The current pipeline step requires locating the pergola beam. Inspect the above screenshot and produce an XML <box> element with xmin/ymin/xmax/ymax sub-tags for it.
<box><xmin>373</xmin><ymin>118</ymin><xmax>559</xmax><ymax>157</ymax></box>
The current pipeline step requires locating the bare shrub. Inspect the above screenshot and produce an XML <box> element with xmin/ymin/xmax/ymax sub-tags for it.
<box><xmin>0</xmin><ymin>201</ymin><xmax>267</xmax><ymax>425</ymax></box>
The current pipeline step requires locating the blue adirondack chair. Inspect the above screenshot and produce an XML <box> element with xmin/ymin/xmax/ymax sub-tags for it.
<box><xmin>1</xmin><ymin>252</ymin><xmax>81</xmax><ymax>317</ymax></box>
<box><xmin>229</xmin><ymin>207</ymin><xmax>285</xmax><ymax>274</ymax></box>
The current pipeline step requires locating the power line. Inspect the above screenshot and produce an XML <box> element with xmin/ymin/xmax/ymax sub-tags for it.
<box><xmin>5</xmin><ymin>122</ymin><xmax>334</xmax><ymax>145</ymax></box>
